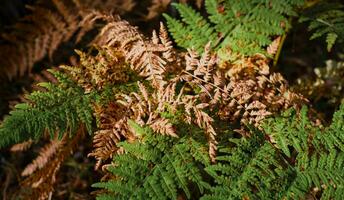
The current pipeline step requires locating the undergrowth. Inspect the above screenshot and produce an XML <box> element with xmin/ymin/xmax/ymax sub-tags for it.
<box><xmin>0</xmin><ymin>0</ymin><xmax>343</xmax><ymax>199</ymax></box>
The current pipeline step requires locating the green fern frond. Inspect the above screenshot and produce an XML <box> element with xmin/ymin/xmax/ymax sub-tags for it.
<box><xmin>164</xmin><ymin>0</ymin><xmax>305</xmax><ymax>57</ymax></box>
<box><xmin>284</xmin><ymin>151</ymin><xmax>344</xmax><ymax>200</ymax></box>
<box><xmin>299</xmin><ymin>2</ymin><xmax>344</xmax><ymax>51</ymax></box>
<box><xmin>263</xmin><ymin>104</ymin><xmax>344</xmax><ymax>199</ymax></box>
<box><xmin>163</xmin><ymin>3</ymin><xmax>218</xmax><ymax>53</ymax></box>
<box><xmin>93</xmin><ymin>121</ymin><xmax>211</xmax><ymax>199</ymax></box>
<box><xmin>0</xmin><ymin>70</ymin><xmax>95</xmax><ymax>148</ymax></box>
<box><xmin>203</xmin><ymin>133</ymin><xmax>294</xmax><ymax>200</ymax></box>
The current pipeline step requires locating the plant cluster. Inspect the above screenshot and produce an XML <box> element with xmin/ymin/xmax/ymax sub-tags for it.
<box><xmin>0</xmin><ymin>0</ymin><xmax>343</xmax><ymax>199</ymax></box>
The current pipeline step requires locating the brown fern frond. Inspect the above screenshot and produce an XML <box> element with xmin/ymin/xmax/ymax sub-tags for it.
<box><xmin>75</xmin><ymin>18</ymin><xmax>306</xmax><ymax>168</ymax></box>
<box><xmin>10</xmin><ymin>140</ymin><xmax>33</xmax><ymax>152</ymax></box>
<box><xmin>22</xmin><ymin>136</ymin><xmax>65</xmax><ymax>177</ymax></box>
<box><xmin>192</xmin><ymin>102</ymin><xmax>217</xmax><ymax>162</ymax></box>
<box><xmin>89</xmin><ymin>102</ymin><xmax>136</xmax><ymax>170</ymax></box>
<box><xmin>216</xmin><ymin>54</ymin><xmax>307</xmax><ymax>129</ymax></box>
<box><xmin>20</xmin><ymin>125</ymin><xmax>85</xmax><ymax>200</ymax></box>
<box><xmin>0</xmin><ymin>0</ymin><xmax>136</xmax><ymax>81</ymax></box>
<box><xmin>146</xmin><ymin>0</ymin><xmax>172</xmax><ymax>20</ymax></box>
<box><xmin>88</xmin><ymin>12</ymin><xmax>180</xmax><ymax>87</ymax></box>
<box><xmin>0</xmin><ymin>0</ymin><xmax>78</xmax><ymax>80</ymax></box>
<box><xmin>267</xmin><ymin>36</ymin><xmax>281</xmax><ymax>56</ymax></box>
<box><xmin>148</xmin><ymin>117</ymin><xmax>178</xmax><ymax>137</ymax></box>
<box><xmin>178</xmin><ymin>45</ymin><xmax>306</xmax><ymax>131</ymax></box>
<box><xmin>88</xmin><ymin>78</ymin><xmax>182</xmax><ymax>169</ymax></box>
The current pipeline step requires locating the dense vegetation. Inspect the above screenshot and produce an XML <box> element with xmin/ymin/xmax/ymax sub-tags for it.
<box><xmin>0</xmin><ymin>0</ymin><xmax>343</xmax><ymax>199</ymax></box>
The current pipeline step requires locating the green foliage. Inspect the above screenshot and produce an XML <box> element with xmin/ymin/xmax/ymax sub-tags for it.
<box><xmin>263</xmin><ymin>104</ymin><xmax>344</xmax><ymax>199</ymax></box>
<box><xmin>164</xmin><ymin>0</ymin><xmax>304</xmax><ymax>57</ymax></box>
<box><xmin>0</xmin><ymin>70</ymin><xmax>95</xmax><ymax>148</ymax></box>
<box><xmin>299</xmin><ymin>2</ymin><xmax>344</xmax><ymax>51</ymax></box>
<box><xmin>203</xmin><ymin>134</ymin><xmax>294</xmax><ymax>200</ymax></box>
<box><xmin>93</xmin><ymin>120</ymin><xmax>212</xmax><ymax>200</ymax></box>
<box><xmin>95</xmin><ymin>103</ymin><xmax>344</xmax><ymax>200</ymax></box>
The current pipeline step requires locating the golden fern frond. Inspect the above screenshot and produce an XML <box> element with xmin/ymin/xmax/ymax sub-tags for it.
<box><xmin>62</xmin><ymin>46</ymin><xmax>129</xmax><ymax>92</ymax></box>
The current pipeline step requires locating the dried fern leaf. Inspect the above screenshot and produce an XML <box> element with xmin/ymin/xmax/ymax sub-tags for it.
<box><xmin>10</xmin><ymin>140</ymin><xmax>33</xmax><ymax>152</ymax></box>
<box><xmin>22</xmin><ymin>137</ymin><xmax>64</xmax><ymax>176</ymax></box>
<box><xmin>21</xmin><ymin>125</ymin><xmax>85</xmax><ymax>200</ymax></box>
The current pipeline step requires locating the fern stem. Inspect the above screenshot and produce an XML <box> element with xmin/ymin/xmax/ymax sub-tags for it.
<box><xmin>182</xmin><ymin>70</ymin><xmax>224</xmax><ymax>92</ymax></box>
<box><xmin>272</xmin><ymin>33</ymin><xmax>287</xmax><ymax>68</ymax></box>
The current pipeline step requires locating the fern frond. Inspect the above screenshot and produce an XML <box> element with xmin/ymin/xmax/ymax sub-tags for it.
<box><xmin>284</xmin><ymin>151</ymin><xmax>344</xmax><ymax>200</ymax></box>
<box><xmin>20</xmin><ymin>125</ymin><xmax>85</xmax><ymax>200</ymax></box>
<box><xmin>203</xmin><ymin>132</ymin><xmax>293</xmax><ymax>200</ymax></box>
<box><xmin>93</xmin><ymin>121</ymin><xmax>211</xmax><ymax>199</ymax></box>
<box><xmin>165</xmin><ymin>0</ymin><xmax>305</xmax><ymax>56</ymax></box>
<box><xmin>62</xmin><ymin>46</ymin><xmax>129</xmax><ymax>93</ymax></box>
<box><xmin>164</xmin><ymin>3</ymin><xmax>218</xmax><ymax>53</ymax></box>
<box><xmin>89</xmin><ymin>102</ymin><xmax>136</xmax><ymax>170</ymax></box>
<box><xmin>0</xmin><ymin>70</ymin><xmax>95</xmax><ymax>148</ymax></box>
<box><xmin>22</xmin><ymin>137</ymin><xmax>64</xmax><ymax>176</ymax></box>
<box><xmin>299</xmin><ymin>2</ymin><xmax>344</xmax><ymax>51</ymax></box>
<box><xmin>263</xmin><ymin>104</ymin><xmax>344</xmax><ymax>199</ymax></box>
<box><xmin>0</xmin><ymin>0</ymin><xmax>136</xmax><ymax>81</ymax></box>
<box><xmin>88</xmin><ymin>12</ymin><xmax>180</xmax><ymax>86</ymax></box>
<box><xmin>10</xmin><ymin>139</ymin><xmax>33</xmax><ymax>152</ymax></box>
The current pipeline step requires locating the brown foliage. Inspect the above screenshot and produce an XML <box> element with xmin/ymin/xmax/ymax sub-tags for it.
<box><xmin>10</xmin><ymin>139</ymin><xmax>33</xmax><ymax>152</ymax></box>
<box><xmin>66</xmin><ymin>15</ymin><xmax>306</xmax><ymax>166</ymax></box>
<box><xmin>87</xmin><ymin>12</ymin><xmax>180</xmax><ymax>87</ymax></box>
<box><xmin>0</xmin><ymin>0</ymin><xmax>135</xmax><ymax>81</ymax></box>
<box><xmin>62</xmin><ymin>47</ymin><xmax>129</xmax><ymax>92</ymax></box>
<box><xmin>19</xmin><ymin>125</ymin><xmax>86</xmax><ymax>200</ymax></box>
<box><xmin>89</xmin><ymin>103</ymin><xmax>136</xmax><ymax>170</ymax></box>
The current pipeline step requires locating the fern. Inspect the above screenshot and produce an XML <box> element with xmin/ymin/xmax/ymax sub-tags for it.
<box><xmin>299</xmin><ymin>2</ymin><xmax>344</xmax><ymax>51</ymax></box>
<box><xmin>202</xmin><ymin>132</ymin><xmax>294</xmax><ymax>200</ymax></box>
<box><xmin>94</xmin><ymin>103</ymin><xmax>344</xmax><ymax>199</ymax></box>
<box><xmin>2</xmin><ymin>3</ymin><xmax>344</xmax><ymax>199</ymax></box>
<box><xmin>0</xmin><ymin>70</ymin><xmax>95</xmax><ymax>148</ymax></box>
<box><xmin>93</xmin><ymin>120</ymin><xmax>212</xmax><ymax>199</ymax></box>
<box><xmin>0</xmin><ymin>0</ymin><xmax>136</xmax><ymax>81</ymax></box>
<box><xmin>164</xmin><ymin>0</ymin><xmax>304</xmax><ymax>57</ymax></box>
<box><xmin>263</xmin><ymin>104</ymin><xmax>344</xmax><ymax>199</ymax></box>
